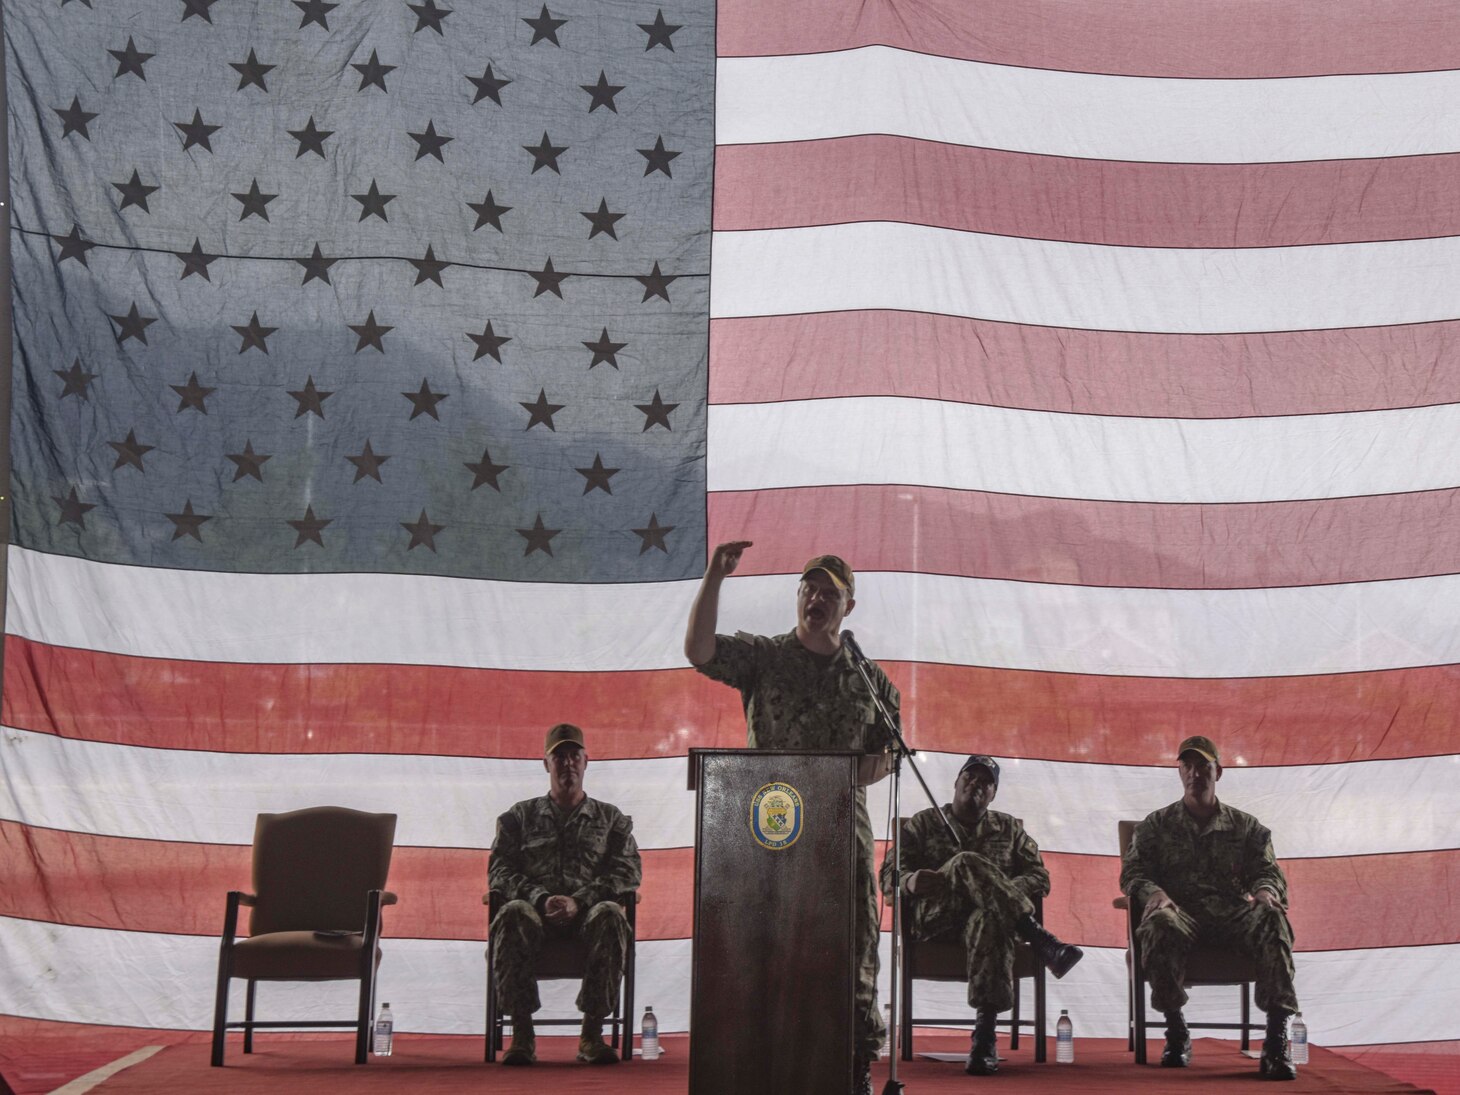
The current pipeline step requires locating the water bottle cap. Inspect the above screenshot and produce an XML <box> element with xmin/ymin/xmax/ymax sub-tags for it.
<box><xmin>1060</xmin><ymin>1009</ymin><xmax>1068</xmax><ymax>1014</ymax></box>
<box><xmin>383</xmin><ymin>1002</ymin><xmax>391</xmax><ymax>1007</ymax></box>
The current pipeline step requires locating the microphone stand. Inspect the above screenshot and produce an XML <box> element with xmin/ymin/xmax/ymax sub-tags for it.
<box><xmin>842</xmin><ymin>631</ymin><xmax>959</xmax><ymax>1095</ymax></box>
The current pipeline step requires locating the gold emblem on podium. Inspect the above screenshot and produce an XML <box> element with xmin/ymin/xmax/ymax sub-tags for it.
<box><xmin>749</xmin><ymin>782</ymin><xmax>804</xmax><ymax>850</ymax></box>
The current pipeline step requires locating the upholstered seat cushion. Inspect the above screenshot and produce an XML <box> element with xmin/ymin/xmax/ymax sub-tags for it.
<box><xmin>906</xmin><ymin>936</ymin><xmax>1039</xmax><ymax>979</ymax></box>
<box><xmin>232</xmin><ymin>931</ymin><xmax>382</xmax><ymax>981</ymax></box>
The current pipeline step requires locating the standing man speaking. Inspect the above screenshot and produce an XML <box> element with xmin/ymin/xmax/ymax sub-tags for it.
<box><xmin>685</xmin><ymin>541</ymin><xmax>896</xmax><ymax>1095</ymax></box>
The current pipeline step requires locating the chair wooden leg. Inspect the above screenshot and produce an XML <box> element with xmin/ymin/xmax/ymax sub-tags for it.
<box><xmin>355</xmin><ymin>967</ymin><xmax>374</xmax><ymax>1064</ymax></box>
<box><xmin>210</xmin><ymin>967</ymin><xmax>231</xmax><ymax>1067</ymax></box>
<box><xmin>622</xmin><ymin>934</ymin><xmax>635</xmax><ymax>1062</ymax></box>
<box><xmin>900</xmin><ymin>964</ymin><xmax>914</xmax><ymax>1062</ymax></box>
<box><xmin>243</xmin><ymin>981</ymin><xmax>257</xmax><ymax>1053</ymax></box>
<box><xmin>1009</xmin><ymin>973</ymin><xmax>1020</xmax><ymax>1050</ymax></box>
<box><xmin>1240</xmin><ymin>982</ymin><xmax>1252</xmax><ymax>1051</ymax></box>
<box><xmin>485</xmin><ymin>945</ymin><xmax>496</xmax><ymax>1062</ymax></box>
<box><xmin>1034</xmin><ymin>965</ymin><xmax>1047</xmax><ymax>1064</ymax></box>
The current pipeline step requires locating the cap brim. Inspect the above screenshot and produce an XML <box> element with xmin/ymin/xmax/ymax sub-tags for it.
<box><xmin>1178</xmin><ymin>748</ymin><xmax>1217</xmax><ymax>765</ymax></box>
<box><xmin>801</xmin><ymin>566</ymin><xmax>847</xmax><ymax>590</ymax></box>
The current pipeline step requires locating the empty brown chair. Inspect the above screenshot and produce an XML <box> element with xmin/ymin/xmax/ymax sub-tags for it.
<box><xmin>1116</xmin><ymin>819</ymin><xmax>1260</xmax><ymax>1063</ymax></box>
<box><xmin>211</xmin><ymin>806</ymin><xmax>398</xmax><ymax>1066</ymax></box>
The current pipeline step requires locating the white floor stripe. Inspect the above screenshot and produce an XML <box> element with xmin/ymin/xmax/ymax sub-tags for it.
<box><xmin>717</xmin><ymin>47</ymin><xmax>1460</xmax><ymax>164</ymax></box>
<box><xmin>45</xmin><ymin>1046</ymin><xmax>163</xmax><ymax>1095</ymax></box>
<box><xmin>3</xmin><ymin>726</ymin><xmax>1456</xmax><ymax>858</ymax></box>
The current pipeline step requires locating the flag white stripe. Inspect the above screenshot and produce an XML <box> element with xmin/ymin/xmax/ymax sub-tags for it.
<box><xmin>710</xmin><ymin>223</ymin><xmax>1460</xmax><ymax>332</ymax></box>
<box><xmin>12</xmin><ymin>549</ymin><xmax>1460</xmax><ymax>678</ymax></box>
<box><xmin>717</xmin><ymin>47</ymin><xmax>1460</xmax><ymax>164</ymax></box>
<box><xmin>1</xmin><ymin>916</ymin><xmax>1454</xmax><ymax>1046</ymax></box>
<box><xmin>706</xmin><ymin>398</ymin><xmax>1460</xmax><ymax>503</ymax></box>
<box><xmin>4</xmin><ymin>728</ymin><xmax>1455</xmax><ymax>858</ymax></box>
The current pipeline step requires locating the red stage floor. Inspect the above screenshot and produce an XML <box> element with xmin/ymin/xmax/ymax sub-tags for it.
<box><xmin>6</xmin><ymin>1031</ymin><xmax>1450</xmax><ymax>1095</ymax></box>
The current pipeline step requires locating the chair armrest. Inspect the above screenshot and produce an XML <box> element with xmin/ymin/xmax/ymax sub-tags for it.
<box><xmin>378</xmin><ymin>891</ymin><xmax>398</xmax><ymax>906</ymax></box>
<box><xmin>615</xmin><ymin>891</ymin><xmax>639</xmax><ymax>906</ymax></box>
<box><xmin>232</xmin><ymin>891</ymin><xmax>257</xmax><ymax>907</ymax></box>
<box><xmin>1113</xmin><ymin>895</ymin><xmax>1128</xmax><ymax>910</ymax></box>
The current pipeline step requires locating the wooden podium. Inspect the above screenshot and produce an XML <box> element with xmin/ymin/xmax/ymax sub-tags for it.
<box><xmin>687</xmin><ymin>748</ymin><xmax>859</xmax><ymax>1094</ymax></box>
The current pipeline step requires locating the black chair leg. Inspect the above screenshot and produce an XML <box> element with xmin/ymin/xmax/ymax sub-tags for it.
<box><xmin>210</xmin><ymin>967</ymin><xmax>230</xmax><ymax>1067</ymax></box>
<box><xmin>1009</xmin><ymin>973</ymin><xmax>1021</xmax><ymax>1050</ymax></box>
<box><xmin>485</xmin><ymin>948</ymin><xmax>497</xmax><ymax>1062</ymax></box>
<box><xmin>243</xmin><ymin>981</ymin><xmax>257</xmax><ymax>1053</ymax></box>
<box><xmin>355</xmin><ymin>968</ymin><xmax>374</xmax><ymax>1064</ymax></box>
<box><xmin>900</xmin><ymin>968</ymin><xmax>914</xmax><ymax>1062</ymax></box>
<box><xmin>1241</xmin><ymin>982</ymin><xmax>1252</xmax><ymax>1051</ymax></box>
<box><xmin>1034</xmin><ymin>966</ymin><xmax>1047</xmax><ymax>1064</ymax></box>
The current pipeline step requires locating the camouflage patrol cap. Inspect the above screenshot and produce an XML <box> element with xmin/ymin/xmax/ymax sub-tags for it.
<box><xmin>545</xmin><ymin>723</ymin><xmax>586</xmax><ymax>757</ymax></box>
<box><xmin>959</xmin><ymin>754</ymin><xmax>1000</xmax><ymax>787</ymax></box>
<box><xmin>801</xmin><ymin>554</ymin><xmax>854</xmax><ymax>594</ymax></box>
<box><xmin>1177</xmin><ymin>735</ymin><xmax>1220</xmax><ymax>766</ymax></box>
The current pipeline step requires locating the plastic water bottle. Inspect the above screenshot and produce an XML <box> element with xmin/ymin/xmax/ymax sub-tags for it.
<box><xmin>640</xmin><ymin>1005</ymin><xmax>660</xmax><ymax>1060</ymax></box>
<box><xmin>1290</xmin><ymin>1012</ymin><xmax>1308</xmax><ymax>1065</ymax></box>
<box><xmin>1056</xmin><ymin>1009</ymin><xmax>1074</xmax><ymax>1063</ymax></box>
<box><xmin>372</xmin><ymin>1002</ymin><xmax>394</xmax><ymax>1056</ymax></box>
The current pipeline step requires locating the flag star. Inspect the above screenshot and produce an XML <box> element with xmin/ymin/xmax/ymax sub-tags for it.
<box><xmin>165</xmin><ymin>501</ymin><xmax>213</xmax><ymax>541</ymax></box>
<box><xmin>171</xmin><ymin>371</ymin><xmax>216</xmax><ymax>413</ymax></box>
<box><xmin>55</xmin><ymin>359</ymin><xmax>98</xmax><ymax>400</ymax></box>
<box><xmin>467</xmin><ymin>63</ymin><xmax>511</xmax><ymax>105</ymax></box>
<box><xmin>233</xmin><ymin>312</ymin><xmax>277</xmax><ymax>354</ymax></box>
<box><xmin>288</xmin><ymin>376</ymin><xmax>333</xmax><ymax>418</ymax></box>
<box><xmin>109</xmin><ymin>37</ymin><xmax>155</xmax><ymax>80</ymax></box>
<box><xmin>175</xmin><ymin>238</ymin><xmax>220</xmax><ymax>280</ymax></box>
<box><xmin>576</xmin><ymin>454</ymin><xmax>620</xmax><ymax>495</ymax></box>
<box><xmin>464</xmin><ymin>447</ymin><xmax>509</xmax><ymax>491</ymax></box>
<box><xmin>108</xmin><ymin>428</ymin><xmax>154</xmax><ymax>472</ymax></box>
<box><xmin>288</xmin><ymin>505</ymin><xmax>332</xmax><ymax>548</ymax></box>
<box><xmin>226</xmin><ymin>439</ymin><xmax>272</xmax><ymax>482</ymax></box>
<box><xmin>468</xmin><ymin>320</ymin><xmax>511</xmax><ymax>362</ymax></box>
<box><xmin>109</xmin><ymin>303</ymin><xmax>158</xmax><ymax>345</ymax></box>
<box><xmin>352</xmin><ymin>49</ymin><xmax>396</xmax><ymax>91</ymax></box>
<box><xmin>54</xmin><ymin>97</ymin><xmax>98</xmax><ymax>139</ymax></box>
<box><xmin>352</xmin><ymin>180</ymin><xmax>396</xmax><ymax>221</ymax></box>
<box><xmin>230</xmin><ymin>48</ymin><xmax>276</xmax><ymax>91</ymax></box>
<box><xmin>528</xmin><ymin>257</ymin><xmax>568</xmax><ymax>298</ymax></box>
<box><xmin>632</xmin><ymin>513</ymin><xmax>675</xmax><ymax>554</ymax></box>
<box><xmin>634</xmin><ymin>261</ymin><xmax>677</xmax><ymax>302</ymax></box>
<box><xmin>113</xmin><ymin>169</ymin><xmax>159</xmax><ymax>213</ymax></box>
<box><xmin>636</xmin><ymin>389</ymin><xmax>678</xmax><ymax>430</ymax></box>
<box><xmin>288</xmin><ymin>116</ymin><xmax>333</xmax><ymax>158</ymax></box>
<box><xmin>517</xmin><ymin>514</ymin><xmax>560</xmax><ymax>556</ymax></box>
<box><xmin>346</xmin><ymin>440</ymin><xmax>391</xmax><ymax>483</ymax></box>
<box><xmin>522</xmin><ymin>4</ymin><xmax>566</xmax><ymax>44</ymax></box>
<box><xmin>53</xmin><ymin>224</ymin><xmax>97</xmax><ymax>266</ymax></box>
<box><xmin>174</xmin><ymin>108</ymin><xmax>221</xmax><ymax>151</ymax></box>
<box><xmin>402</xmin><ymin>510</ymin><xmax>445</xmax><ymax>551</ymax></box>
<box><xmin>349</xmin><ymin>310</ymin><xmax>393</xmax><ymax>352</ymax></box>
<box><xmin>53</xmin><ymin>487</ymin><xmax>97</xmax><ymax>528</ymax></box>
<box><xmin>638</xmin><ymin>9</ymin><xmax>681</xmax><ymax>50</ymax></box>
<box><xmin>232</xmin><ymin>179</ymin><xmax>278</xmax><ymax>221</ymax></box>
<box><xmin>583</xmin><ymin>328</ymin><xmax>626</xmax><ymax>369</ymax></box>
<box><xmin>294</xmin><ymin>0</ymin><xmax>338</xmax><ymax>28</ymax></box>
<box><xmin>408</xmin><ymin>245</ymin><xmax>450</xmax><ymax>287</ymax></box>
<box><xmin>402</xmin><ymin>380</ymin><xmax>448</xmax><ymax>420</ymax></box>
<box><xmin>179</xmin><ymin>0</ymin><xmax>220</xmax><ymax>21</ymax></box>
<box><xmin>637</xmin><ymin>135</ymin><xmax>681</xmax><ymax>178</ymax></box>
<box><xmin>408</xmin><ymin>120</ymin><xmax>453</xmax><ymax>161</ymax></box>
<box><xmin>296</xmin><ymin>244</ymin><xmax>338</xmax><ymax>285</ymax></box>
<box><xmin>523</xmin><ymin>132</ymin><xmax>567</xmax><ymax>174</ymax></box>
<box><xmin>580</xmin><ymin>70</ymin><xmax>624</xmax><ymax>113</ymax></box>
<box><xmin>520</xmin><ymin>388</ymin><xmax>564</xmax><ymax>431</ymax></box>
<box><xmin>468</xmin><ymin>190</ymin><xmax>511</xmax><ymax>232</ymax></box>
<box><xmin>408</xmin><ymin>0</ymin><xmax>451</xmax><ymax>34</ymax></box>
<box><xmin>580</xmin><ymin>198</ymin><xmax>625</xmax><ymax>240</ymax></box>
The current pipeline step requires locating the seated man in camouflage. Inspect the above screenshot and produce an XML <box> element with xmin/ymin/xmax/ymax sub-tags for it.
<box><xmin>488</xmin><ymin>723</ymin><xmax>641</xmax><ymax>1066</ymax></box>
<box><xmin>880</xmin><ymin>754</ymin><xmax>1082</xmax><ymax>1076</ymax></box>
<box><xmin>1120</xmin><ymin>735</ymin><xmax>1298</xmax><ymax>1081</ymax></box>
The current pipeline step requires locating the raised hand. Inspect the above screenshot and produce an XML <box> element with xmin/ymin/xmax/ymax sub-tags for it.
<box><xmin>706</xmin><ymin>540</ymin><xmax>753</xmax><ymax>581</ymax></box>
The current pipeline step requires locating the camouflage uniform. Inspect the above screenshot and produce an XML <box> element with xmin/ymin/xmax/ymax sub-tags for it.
<box><xmin>879</xmin><ymin>807</ymin><xmax>1049</xmax><ymax>1013</ymax></box>
<box><xmin>696</xmin><ymin>630</ymin><xmax>898</xmax><ymax>1060</ymax></box>
<box><xmin>1120</xmin><ymin>800</ymin><xmax>1298</xmax><ymax>1015</ymax></box>
<box><xmin>489</xmin><ymin>795</ymin><xmax>642</xmax><ymax>1018</ymax></box>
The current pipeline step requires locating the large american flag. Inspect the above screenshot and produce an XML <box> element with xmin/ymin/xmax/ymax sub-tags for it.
<box><xmin>3</xmin><ymin>0</ymin><xmax>1459</xmax><ymax>1082</ymax></box>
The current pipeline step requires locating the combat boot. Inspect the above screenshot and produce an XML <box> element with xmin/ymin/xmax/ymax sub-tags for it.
<box><xmin>1015</xmin><ymin>913</ymin><xmax>1084</xmax><ymax>978</ymax></box>
<box><xmin>1160</xmin><ymin>1011</ymin><xmax>1192</xmax><ymax>1068</ymax></box>
<box><xmin>501</xmin><ymin>1015</ymin><xmax>536</xmax><ymax>1066</ymax></box>
<box><xmin>576</xmin><ymin>1014</ymin><xmax>620</xmax><ymax>1064</ymax></box>
<box><xmin>1260</xmin><ymin>1012</ymin><xmax>1297</xmax><ymax>1081</ymax></box>
<box><xmin>964</xmin><ymin>1009</ymin><xmax>999</xmax><ymax>1076</ymax></box>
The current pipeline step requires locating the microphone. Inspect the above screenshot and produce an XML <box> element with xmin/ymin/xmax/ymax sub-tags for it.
<box><xmin>841</xmin><ymin>629</ymin><xmax>864</xmax><ymax>660</ymax></box>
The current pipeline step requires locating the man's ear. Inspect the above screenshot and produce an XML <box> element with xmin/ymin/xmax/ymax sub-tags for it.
<box><xmin>843</xmin><ymin>596</ymin><xmax>856</xmax><ymax>617</ymax></box>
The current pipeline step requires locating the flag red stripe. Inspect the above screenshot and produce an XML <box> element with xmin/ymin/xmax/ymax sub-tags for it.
<box><xmin>8</xmin><ymin>637</ymin><xmax>1458</xmax><ymax>765</ymax></box>
<box><xmin>708</xmin><ymin>312</ymin><xmax>1460</xmax><ymax>416</ymax></box>
<box><xmin>4</xmin><ymin>821</ymin><xmax>1453</xmax><ymax>952</ymax></box>
<box><xmin>717</xmin><ymin>0</ymin><xmax>1460</xmax><ymax>78</ymax></box>
<box><xmin>715</xmin><ymin>139</ymin><xmax>1460</xmax><ymax>248</ymax></box>
<box><xmin>710</xmin><ymin>485</ymin><xmax>1460</xmax><ymax>590</ymax></box>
